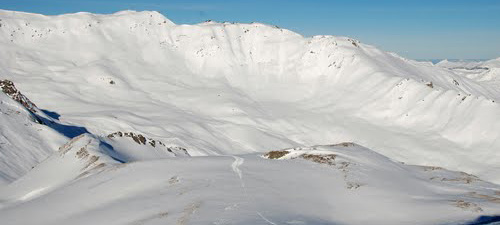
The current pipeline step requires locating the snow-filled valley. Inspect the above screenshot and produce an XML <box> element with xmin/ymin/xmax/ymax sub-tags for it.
<box><xmin>0</xmin><ymin>9</ymin><xmax>499</xmax><ymax>224</ymax></box>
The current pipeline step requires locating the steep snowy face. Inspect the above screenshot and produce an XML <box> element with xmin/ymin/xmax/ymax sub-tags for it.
<box><xmin>0</xmin><ymin>90</ymin><xmax>67</xmax><ymax>185</ymax></box>
<box><xmin>0</xmin><ymin>10</ymin><xmax>499</xmax><ymax>182</ymax></box>
<box><xmin>0</xmin><ymin>78</ymin><xmax>193</xmax><ymax>185</ymax></box>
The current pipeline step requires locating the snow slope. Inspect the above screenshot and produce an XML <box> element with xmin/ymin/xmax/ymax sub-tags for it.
<box><xmin>1</xmin><ymin>9</ymin><xmax>499</xmax><ymax>183</ymax></box>
<box><xmin>0</xmin><ymin>142</ymin><xmax>499</xmax><ymax>225</ymax></box>
<box><xmin>0</xmin><ymin>86</ymin><xmax>68</xmax><ymax>185</ymax></box>
<box><xmin>437</xmin><ymin>58</ymin><xmax>500</xmax><ymax>95</ymax></box>
<box><xmin>0</xmin><ymin>79</ymin><xmax>188</xmax><ymax>185</ymax></box>
<box><xmin>0</xmin><ymin>134</ymin><xmax>118</xmax><ymax>206</ymax></box>
<box><xmin>1</xmin><ymin>9</ymin><xmax>500</xmax><ymax>183</ymax></box>
<box><xmin>0</xmin><ymin>9</ymin><xmax>499</xmax><ymax>224</ymax></box>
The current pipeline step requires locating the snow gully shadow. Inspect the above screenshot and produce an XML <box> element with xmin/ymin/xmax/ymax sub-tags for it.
<box><xmin>37</xmin><ymin>109</ymin><xmax>89</xmax><ymax>138</ymax></box>
<box><xmin>1</xmin><ymin>79</ymin><xmax>89</xmax><ymax>138</ymax></box>
<box><xmin>462</xmin><ymin>215</ymin><xmax>500</xmax><ymax>225</ymax></box>
<box><xmin>41</xmin><ymin>109</ymin><xmax>60</xmax><ymax>120</ymax></box>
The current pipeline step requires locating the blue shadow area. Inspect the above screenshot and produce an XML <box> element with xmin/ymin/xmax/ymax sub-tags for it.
<box><xmin>98</xmin><ymin>141</ymin><xmax>127</xmax><ymax>163</ymax></box>
<box><xmin>464</xmin><ymin>215</ymin><xmax>500</xmax><ymax>225</ymax></box>
<box><xmin>41</xmin><ymin>109</ymin><xmax>61</xmax><ymax>120</ymax></box>
<box><xmin>36</xmin><ymin>109</ymin><xmax>89</xmax><ymax>138</ymax></box>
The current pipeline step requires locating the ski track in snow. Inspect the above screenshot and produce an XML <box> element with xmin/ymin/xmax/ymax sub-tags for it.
<box><xmin>231</xmin><ymin>155</ymin><xmax>244</xmax><ymax>188</ymax></box>
<box><xmin>1</xmin><ymin>10</ymin><xmax>500</xmax><ymax>225</ymax></box>
<box><xmin>257</xmin><ymin>212</ymin><xmax>278</xmax><ymax>225</ymax></box>
<box><xmin>1</xmin><ymin>9</ymin><xmax>500</xmax><ymax>185</ymax></box>
<box><xmin>230</xmin><ymin>155</ymin><xmax>278</xmax><ymax>225</ymax></box>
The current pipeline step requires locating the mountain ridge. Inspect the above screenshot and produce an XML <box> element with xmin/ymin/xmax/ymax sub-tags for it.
<box><xmin>0</xmin><ymin>9</ymin><xmax>499</xmax><ymax>225</ymax></box>
<box><xmin>0</xmin><ymin>9</ymin><xmax>499</xmax><ymax>183</ymax></box>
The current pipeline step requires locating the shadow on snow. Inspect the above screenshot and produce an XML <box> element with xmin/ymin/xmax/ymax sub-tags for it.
<box><xmin>37</xmin><ymin>109</ymin><xmax>89</xmax><ymax>138</ymax></box>
<box><xmin>41</xmin><ymin>109</ymin><xmax>60</xmax><ymax>120</ymax></box>
<box><xmin>465</xmin><ymin>215</ymin><xmax>500</xmax><ymax>225</ymax></box>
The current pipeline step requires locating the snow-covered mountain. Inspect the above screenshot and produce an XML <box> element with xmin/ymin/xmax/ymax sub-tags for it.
<box><xmin>0</xmin><ymin>9</ymin><xmax>499</xmax><ymax>224</ymax></box>
<box><xmin>437</xmin><ymin>58</ymin><xmax>500</xmax><ymax>94</ymax></box>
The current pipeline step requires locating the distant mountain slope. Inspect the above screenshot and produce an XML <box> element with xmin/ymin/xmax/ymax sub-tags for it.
<box><xmin>437</xmin><ymin>58</ymin><xmax>500</xmax><ymax>93</ymax></box>
<box><xmin>0</xmin><ymin>9</ymin><xmax>499</xmax><ymax>184</ymax></box>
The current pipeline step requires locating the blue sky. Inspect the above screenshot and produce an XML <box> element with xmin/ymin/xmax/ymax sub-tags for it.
<box><xmin>2</xmin><ymin>0</ymin><xmax>499</xmax><ymax>59</ymax></box>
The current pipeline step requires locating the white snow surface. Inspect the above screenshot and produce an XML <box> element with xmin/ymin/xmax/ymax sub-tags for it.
<box><xmin>1</xmin><ymin>9</ymin><xmax>499</xmax><ymax>183</ymax></box>
<box><xmin>1</xmin><ymin>141</ymin><xmax>499</xmax><ymax>225</ymax></box>
<box><xmin>437</xmin><ymin>58</ymin><xmax>500</xmax><ymax>94</ymax></box>
<box><xmin>0</xmin><ymin>9</ymin><xmax>499</xmax><ymax>224</ymax></box>
<box><xmin>0</xmin><ymin>92</ymin><xmax>68</xmax><ymax>185</ymax></box>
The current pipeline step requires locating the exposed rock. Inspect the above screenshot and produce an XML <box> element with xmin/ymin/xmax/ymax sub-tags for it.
<box><xmin>166</xmin><ymin>146</ymin><xmax>189</xmax><ymax>156</ymax></box>
<box><xmin>329</xmin><ymin>142</ymin><xmax>355</xmax><ymax>147</ymax></box>
<box><xmin>300</xmin><ymin>154</ymin><xmax>337</xmax><ymax>165</ymax></box>
<box><xmin>76</xmin><ymin>147</ymin><xmax>89</xmax><ymax>159</ymax></box>
<box><xmin>346</xmin><ymin>182</ymin><xmax>361</xmax><ymax>190</ymax></box>
<box><xmin>468</xmin><ymin>192</ymin><xmax>500</xmax><ymax>204</ymax></box>
<box><xmin>108</xmin><ymin>131</ymin><xmax>149</xmax><ymax>145</ymax></box>
<box><xmin>169</xmin><ymin>176</ymin><xmax>179</xmax><ymax>185</ymax></box>
<box><xmin>429</xmin><ymin>171</ymin><xmax>480</xmax><ymax>184</ymax></box>
<box><xmin>421</xmin><ymin>166</ymin><xmax>443</xmax><ymax>171</ymax></box>
<box><xmin>451</xmin><ymin>200</ymin><xmax>483</xmax><ymax>212</ymax></box>
<box><xmin>0</xmin><ymin>79</ymin><xmax>38</xmax><ymax>113</ymax></box>
<box><xmin>347</xmin><ymin>38</ymin><xmax>360</xmax><ymax>47</ymax></box>
<box><xmin>264</xmin><ymin>146</ymin><xmax>362</xmax><ymax>190</ymax></box>
<box><xmin>263</xmin><ymin>150</ymin><xmax>289</xmax><ymax>159</ymax></box>
<box><xmin>107</xmin><ymin>131</ymin><xmax>190</xmax><ymax>156</ymax></box>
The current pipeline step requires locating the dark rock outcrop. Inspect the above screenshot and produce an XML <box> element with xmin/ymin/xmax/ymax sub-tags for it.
<box><xmin>107</xmin><ymin>131</ymin><xmax>190</xmax><ymax>156</ymax></box>
<box><xmin>0</xmin><ymin>79</ymin><xmax>38</xmax><ymax>113</ymax></box>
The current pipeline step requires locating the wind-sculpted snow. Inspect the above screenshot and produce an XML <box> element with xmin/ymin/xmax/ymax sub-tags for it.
<box><xmin>0</xmin><ymin>143</ymin><xmax>499</xmax><ymax>224</ymax></box>
<box><xmin>0</xmin><ymin>9</ymin><xmax>499</xmax><ymax>183</ymax></box>
<box><xmin>0</xmin><ymin>134</ymin><xmax>119</xmax><ymax>205</ymax></box>
<box><xmin>2</xmin><ymin>8</ymin><xmax>500</xmax><ymax>224</ymax></box>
